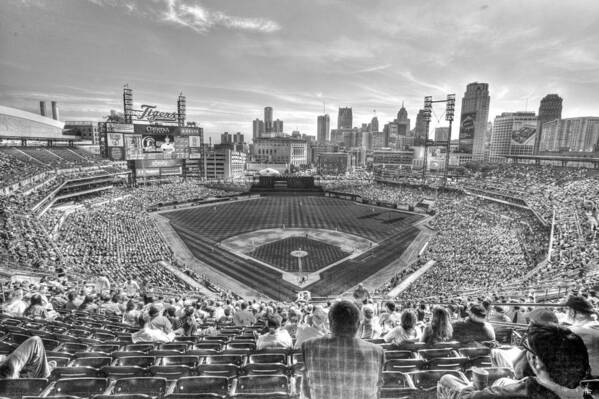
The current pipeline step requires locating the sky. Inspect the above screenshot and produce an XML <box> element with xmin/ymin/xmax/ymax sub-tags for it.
<box><xmin>1</xmin><ymin>0</ymin><xmax>598</xmax><ymax>143</ymax></box>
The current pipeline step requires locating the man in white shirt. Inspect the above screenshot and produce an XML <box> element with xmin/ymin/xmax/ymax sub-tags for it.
<box><xmin>125</xmin><ymin>279</ymin><xmax>140</xmax><ymax>298</ymax></box>
<box><xmin>256</xmin><ymin>316</ymin><xmax>292</xmax><ymax>350</ymax></box>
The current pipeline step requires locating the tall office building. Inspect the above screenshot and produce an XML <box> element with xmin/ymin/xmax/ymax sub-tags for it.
<box><xmin>370</xmin><ymin>116</ymin><xmax>379</xmax><ymax>132</ymax></box>
<box><xmin>414</xmin><ymin>109</ymin><xmax>427</xmax><ymax>145</ymax></box>
<box><xmin>252</xmin><ymin>119</ymin><xmax>264</xmax><ymax>140</ymax></box>
<box><xmin>458</xmin><ymin>82</ymin><xmax>490</xmax><ymax>159</ymax></box>
<box><xmin>221</xmin><ymin>132</ymin><xmax>233</xmax><ymax>144</ymax></box>
<box><xmin>233</xmin><ymin>132</ymin><xmax>244</xmax><ymax>144</ymax></box>
<box><xmin>317</xmin><ymin>114</ymin><xmax>330</xmax><ymax>143</ymax></box>
<box><xmin>264</xmin><ymin>107</ymin><xmax>273</xmax><ymax>133</ymax></box>
<box><xmin>540</xmin><ymin>117</ymin><xmax>599</xmax><ymax>153</ymax></box>
<box><xmin>338</xmin><ymin>107</ymin><xmax>353</xmax><ymax>129</ymax></box>
<box><xmin>273</xmin><ymin>119</ymin><xmax>284</xmax><ymax>134</ymax></box>
<box><xmin>396</xmin><ymin>104</ymin><xmax>410</xmax><ymax>136</ymax></box>
<box><xmin>489</xmin><ymin>112</ymin><xmax>537</xmax><ymax>162</ymax></box>
<box><xmin>534</xmin><ymin>94</ymin><xmax>563</xmax><ymax>154</ymax></box>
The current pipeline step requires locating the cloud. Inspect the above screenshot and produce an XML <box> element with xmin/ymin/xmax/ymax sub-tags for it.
<box><xmin>351</xmin><ymin>64</ymin><xmax>392</xmax><ymax>74</ymax></box>
<box><xmin>163</xmin><ymin>0</ymin><xmax>281</xmax><ymax>34</ymax></box>
<box><xmin>84</xmin><ymin>0</ymin><xmax>280</xmax><ymax>33</ymax></box>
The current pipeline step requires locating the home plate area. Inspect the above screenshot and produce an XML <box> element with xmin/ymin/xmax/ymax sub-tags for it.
<box><xmin>220</xmin><ymin>228</ymin><xmax>375</xmax><ymax>286</ymax></box>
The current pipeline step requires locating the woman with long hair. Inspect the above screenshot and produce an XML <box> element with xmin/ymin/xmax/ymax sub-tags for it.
<box><xmin>384</xmin><ymin>309</ymin><xmax>421</xmax><ymax>345</ymax></box>
<box><xmin>421</xmin><ymin>306</ymin><xmax>453</xmax><ymax>345</ymax></box>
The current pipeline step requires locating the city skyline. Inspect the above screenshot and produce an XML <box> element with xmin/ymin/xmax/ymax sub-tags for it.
<box><xmin>1</xmin><ymin>0</ymin><xmax>598</xmax><ymax>144</ymax></box>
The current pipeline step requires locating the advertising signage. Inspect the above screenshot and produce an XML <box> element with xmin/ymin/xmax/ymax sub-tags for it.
<box><xmin>459</xmin><ymin>112</ymin><xmax>476</xmax><ymax>141</ymax></box>
<box><xmin>133</xmin><ymin>124</ymin><xmax>201</xmax><ymax>136</ymax></box>
<box><xmin>133</xmin><ymin>105</ymin><xmax>178</xmax><ymax>123</ymax></box>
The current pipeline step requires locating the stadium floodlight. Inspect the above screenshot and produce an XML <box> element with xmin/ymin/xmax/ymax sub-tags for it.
<box><xmin>446</xmin><ymin>94</ymin><xmax>456</xmax><ymax>122</ymax></box>
<box><xmin>423</xmin><ymin>96</ymin><xmax>433</xmax><ymax>122</ymax></box>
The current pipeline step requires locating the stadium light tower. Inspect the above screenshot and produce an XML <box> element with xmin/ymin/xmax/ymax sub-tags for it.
<box><xmin>421</xmin><ymin>94</ymin><xmax>456</xmax><ymax>186</ymax></box>
<box><xmin>422</xmin><ymin>96</ymin><xmax>433</xmax><ymax>182</ymax></box>
<box><xmin>444</xmin><ymin>94</ymin><xmax>456</xmax><ymax>186</ymax></box>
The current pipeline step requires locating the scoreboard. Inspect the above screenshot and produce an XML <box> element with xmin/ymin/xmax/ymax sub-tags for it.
<box><xmin>98</xmin><ymin>122</ymin><xmax>204</xmax><ymax>180</ymax></box>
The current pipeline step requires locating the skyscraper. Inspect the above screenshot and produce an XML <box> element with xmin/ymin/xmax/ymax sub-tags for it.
<box><xmin>221</xmin><ymin>132</ymin><xmax>233</xmax><ymax>144</ymax></box>
<box><xmin>489</xmin><ymin>112</ymin><xmax>537</xmax><ymax>162</ymax></box>
<box><xmin>337</xmin><ymin>107</ymin><xmax>353</xmax><ymax>129</ymax></box>
<box><xmin>396</xmin><ymin>103</ymin><xmax>410</xmax><ymax>136</ymax></box>
<box><xmin>534</xmin><ymin>94</ymin><xmax>563</xmax><ymax>154</ymax></box>
<box><xmin>264</xmin><ymin>107</ymin><xmax>273</xmax><ymax>133</ymax></box>
<box><xmin>317</xmin><ymin>114</ymin><xmax>330</xmax><ymax>143</ymax></box>
<box><xmin>252</xmin><ymin>119</ymin><xmax>264</xmax><ymax>140</ymax></box>
<box><xmin>540</xmin><ymin>117</ymin><xmax>599</xmax><ymax>153</ymax></box>
<box><xmin>458</xmin><ymin>82</ymin><xmax>490</xmax><ymax>159</ymax></box>
<box><xmin>233</xmin><ymin>132</ymin><xmax>244</xmax><ymax>144</ymax></box>
<box><xmin>414</xmin><ymin>109</ymin><xmax>427</xmax><ymax>145</ymax></box>
<box><xmin>273</xmin><ymin>119</ymin><xmax>283</xmax><ymax>134</ymax></box>
<box><xmin>370</xmin><ymin>116</ymin><xmax>379</xmax><ymax>132</ymax></box>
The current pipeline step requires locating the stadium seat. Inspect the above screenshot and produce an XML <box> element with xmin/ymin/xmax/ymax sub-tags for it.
<box><xmin>248</xmin><ymin>353</ymin><xmax>287</xmax><ymax>365</ymax></box>
<box><xmin>159</xmin><ymin>355</ymin><xmax>200</xmax><ymax>367</ymax></box>
<box><xmin>0</xmin><ymin>378</ymin><xmax>49</xmax><ymax>399</ymax></box>
<box><xmin>169</xmin><ymin>376</ymin><xmax>230</xmax><ymax>397</ymax></box>
<box><xmin>234</xmin><ymin>375</ymin><xmax>289</xmax><ymax>395</ymax></box>
<box><xmin>72</xmin><ymin>357</ymin><xmax>113</xmax><ymax>368</ymax></box>
<box><xmin>202</xmin><ymin>337</ymin><xmax>229</xmax><ymax>344</ymax></box>
<box><xmin>93</xmin><ymin>332</ymin><xmax>117</xmax><ymax>341</ymax></box>
<box><xmin>192</xmin><ymin>343</ymin><xmax>223</xmax><ymax>352</ymax></box>
<box><xmin>150</xmin><ymin>350</ymin><xmax>185</xmax><ymax>357</ymax></box>
<box><xmin>390</xmin><ymin>342</ymin><xmax>426</xmax><ymax>351</ymax></box>
<box><xmin>74</xmin><ymin>352</ymin><xmax>111</xmax><ymax>359</ymax></box>
<box><xmin>112</xmin><ymin>377</ymin><xmax>167</xmax><ymax>398</ymax></box>
<box><xmin>409</xmin><ymin>370</ymin><xmax>468</xmax><ymax>391</ymax></box>
<box><xmin>0</xmin><ymin>340</ymin><xmax>17</xmax><ymax>354</ymax></box>
<box><xmin>150</xmin><ymin>365</ymin><xmax>194</xmax><ymax>380</ymax></box>
<box><xmin>384</xmin><ymin>359</ymin><xmax>426</xmax><ymax>373</ymax></box>
<box><xmin>458</xmin><ymin>347</ymin><xmax>493</xmax><ymax>368</ymax></box>
<box><xmin>150</xmin><ymin>356</ymin><xmax>199</xmax><ymax>380</ymax></box>
<box><xmin>48</xmin><ymin>356</ymin><xmax>72</xmax><ymax>367</ymax></box>
<box><xmin>380</xmin><ymin>372</ymin><xmax>417</xmax><ymax>399</ymax></box>
<box><xmin>57</xmin><ymin>342</ymin><xmax>90</xmax><ymax>355</ymax></box>
<box><xmin>203</xmin><ymin>354</ymin><xmax>244</xmax><ymax>366</ymax></box>
<box><xmin>51</xmin><ymin>366</ymin><xmax>102</xmax><ymax>380</ymax></box>
<box><xmin>102</xmin><ymin>366</ymin><xmax>147</xmax><ymax>379</ymax></box>
<box><xmin>416</xmin><ymin>348</ymin><xmax>457</xmax><ymax>360</ymax></box>
<box><xmin>42</xmin><ymin>338</ymin><xmax>61</xmax><ymax>351</ymax></box>
<box><xmin>158</xmin><ymin>343</ymin><xmax>190</xmax><ymax>352</ymax></box>
<box><xmin>427</xmin><ymin>356</ymin><xmax>469</xmax><ymax>371</ymax></box>
<box><xmin>126</xmin><ymin>343</ymin><xmax>155</xmax><ymax>353</ymax></box>
<box><xmin>92</xmin><ymin>344</ymin><xmax>121</xmax><ymax>353</ymax></box>
<box><xmin>47</xmin><ymin>377</ymin><xmax>109</xmax><ymax>398</ymax></box>
<box><xmin>196</xmin><ymin>364</ymin><xmax>240</xmax><ymax>378</ymax></box>
<box><xmin>115</xmin><ymin>356</ymin><xmax>157</xmax><ymax>368</ymax></box>
<box><xmin>7</xmin><ymin>333</ymin><xmax>30</xmax><ymax>345</ymax></box>
<box><xmin>111</xmin><ymin>351</ymin><xmax>147</xmax><ymax>359</ymax></box>
<box><xmin>384</xmin><ymin>350</ymin><xmax>418</xmax><ymax>360</ymax></box>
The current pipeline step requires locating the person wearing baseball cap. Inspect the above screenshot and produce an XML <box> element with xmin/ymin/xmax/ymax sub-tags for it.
<box><xmin>451</xmin><ymin>303</ymin><xmax>495</xmax><ymax>346</ymax></box>
<box><xmin>564</xmin><ymin>295</ymin><xmax>599</xmax><ymax>377</ymax></box>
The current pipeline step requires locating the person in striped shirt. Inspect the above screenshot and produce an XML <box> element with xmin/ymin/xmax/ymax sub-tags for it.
<box><xmin>302</xmin><ymin>300</ymin><xmax>385</xmax><ymax>399</ymax></box>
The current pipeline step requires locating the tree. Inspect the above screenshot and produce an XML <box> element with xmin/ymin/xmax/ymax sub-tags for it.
<box><xmin>105</xmin><ymin>109</ymin><xmax>126</xmax><ymax>123</ymax></box>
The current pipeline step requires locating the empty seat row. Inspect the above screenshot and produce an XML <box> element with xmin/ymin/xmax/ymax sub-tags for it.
<box><xmin>1</xmin><ymin>368</ymin><xmax>521</xmax><ymax>399</ymax></box>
